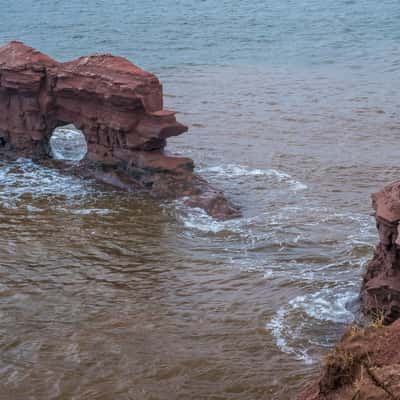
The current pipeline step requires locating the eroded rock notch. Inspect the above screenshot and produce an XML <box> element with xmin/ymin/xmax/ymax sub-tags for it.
<box><xmin>0</xmin><ymin>41</ymin><xmax>239</xmax><ymax>219</ymax></box>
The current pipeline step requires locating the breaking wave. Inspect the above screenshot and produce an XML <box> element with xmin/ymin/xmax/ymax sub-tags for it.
<box><xmin>0</xmin><ymin>158</ymin><xmax>109</xmax><ymax>214</ymax></box>
<box><xmin>267</xmin><ymin>287</ymin><xmax>358</xmax><ymax>364</ymax></box>
<box><xmin>198</xmin><ymin>164</ymin><xmax>308</xmax><ymax>191</ymax></box>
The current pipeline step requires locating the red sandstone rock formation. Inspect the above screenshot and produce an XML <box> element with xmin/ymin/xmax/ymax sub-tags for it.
<box><xmin>0</xmin><ymin>41</ymin><xmax>239</xmax><ymax>219</ymax></box>
<box><xmin>361</xmin><ymin>181</ymin><xmax>400</xmax><ymax>323</ymax></box>
<box><xmin>298</xmin><ymin>320</ymin><xmax>400</xmax><ymax>400</ymax></box>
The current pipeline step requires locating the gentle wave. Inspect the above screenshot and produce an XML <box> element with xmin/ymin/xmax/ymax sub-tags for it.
<box><xmin>289</xmin><ymin>288</ymin><xmax>357</xmax><ymax>324</ymax></box>
<box><xmin>0</xmin><ymin>158</ymin><xmax>100</xmax><ymax>210</ymax></box>
<box><xmin>173</xmin><ymin>200</ymin><xmax>248</xmax><ymax>234</ymax></box>
<box><xmin>197</xmin><ymin>164</ymin><xmax>308</xmax><ymax>191</ymax></box>
<box><xmin>267</xmin><ymin>307</ymin><xmax>314</xmax><ymax>365</ymax></box>
<box><xmin>0</xmin><ymin>158</ymin><xmax>374</xmax><ymax>375</ymax></box>
<box><xmin>175</xmin><ymin>198</ymin><xmax>374</xmax><ymax>246</ymax></box>
<box><xmin>267</xmin><ymin>287</ymin><xmax>357</xmax><ymax>364</ymax></box>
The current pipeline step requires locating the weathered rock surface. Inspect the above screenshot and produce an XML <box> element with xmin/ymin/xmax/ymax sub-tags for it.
<box><xmin>299</xmin><ymin>321</ymin><xmax>400</xmax><ymax>400</ymax></box>
<box><xmin>361</xmin><ymin>181</ymin><xmax>400</xmax><ymax>323</ymax></box>
<box><xmin>0</xmin><ymin>41</ymin><xmax>239</xmax><ymax>219</ymax></box>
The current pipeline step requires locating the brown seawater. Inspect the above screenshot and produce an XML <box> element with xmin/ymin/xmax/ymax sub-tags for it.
<box><xmin>0</xmin><ymin>64</ymin><xmax>399</xmax><ymax>399</ymax></box>
<box><xmin>1</xmin><ymin>0</ymin><xmax>400</xmax><ymax>398</ymax></box>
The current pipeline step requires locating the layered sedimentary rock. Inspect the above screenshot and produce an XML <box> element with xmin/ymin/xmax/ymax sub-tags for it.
<box><xmin>361</xmin><ymin>181</ymin><xmax>400</xmax><ymax>323</ymax></box>
<box><xmin>299</xmin><ymin>181</ymin><xmax>400</xmax><ymax>399</ymax></box>
<box><xmin>0</xmin><ymin>41</ymin><xmax>239</xmax><ymax>219</ymax></box>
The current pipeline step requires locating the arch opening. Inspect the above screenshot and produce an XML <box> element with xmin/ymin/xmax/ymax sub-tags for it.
<box><xmin>49</xmin><ymin>124</ymin><xmax>88</xmax><ymax>162</ymax></box>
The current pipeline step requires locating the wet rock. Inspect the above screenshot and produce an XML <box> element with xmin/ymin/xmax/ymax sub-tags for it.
<box><xmin>0</xmin><ymin>41</ymin><xmax>239</xmax><ymax>219</ymax></box>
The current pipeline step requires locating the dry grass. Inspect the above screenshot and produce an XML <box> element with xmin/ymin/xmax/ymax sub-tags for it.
<box><xmin>348</xmin><ymin>324</ymin><xmax>364</xmax><ymax>339</ymax></box>
<box><xmin>320</xmin><ymin>347</ymin><xmax>360</xmax><ymax>394</ymax></box>
<box><xmin>351</xmin><ymin>365</ymin><xmax>366</xmax><ymax>400</ymax></box>
<box><xmin>324</xmin><ymin>349</ymin><xmax>355</xmax><ymax>369</ymax></box>
<box><xmin>371</xmin><ymin>310</ymin><xmax>386</xmax><ymax>329</ymax></box>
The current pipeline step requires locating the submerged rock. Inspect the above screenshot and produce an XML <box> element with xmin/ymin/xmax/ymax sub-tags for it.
<box><xmin>0</xmin><ymin>41</ymin><xmax>239</xmax><ymax>219</ymax></box>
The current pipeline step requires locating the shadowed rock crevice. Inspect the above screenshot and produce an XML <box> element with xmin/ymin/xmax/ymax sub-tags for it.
<box><xmin>0</xmin><ymin>41</ymin><xmax>240</xmax><ymax>219</ymax></box>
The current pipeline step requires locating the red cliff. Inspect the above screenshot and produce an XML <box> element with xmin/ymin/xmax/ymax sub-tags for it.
<box><xmin>361</xmin><ymin>181</ymin><xmax>400</xmax><ymax>323</ymax></box>
<box><xmin>0</xmin><ymin>41</ymin><xmax>239</xmax><ymax>219</ymax></box>
<box><xmin>298</xmin><ymin>320</ymin><xmax>400</xmax><ymax>400</ymax></box>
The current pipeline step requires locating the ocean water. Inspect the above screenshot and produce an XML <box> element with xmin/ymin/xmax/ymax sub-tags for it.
<box><xmin>0</xmin><ymin>1</ymin><xmax>399</xmax><ymax>399</ymax></box>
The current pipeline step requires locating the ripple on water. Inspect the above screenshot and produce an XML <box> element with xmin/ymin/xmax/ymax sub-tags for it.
<box><xmin>0</xmin><ymin>140</ymin><xmax>378</xmax><ymax>399</ymax></box>
<box><xmin>197</xmin><ymin>164</ymin><xmax>308</xmax><ymax>191</ymax></box>
<box><xmin>172</xmin><ymin>193</ymin><xmax>373</xmax><ymax>370</ymax></box>
<box><xmin>0</xmin><ymin>1</ymin><xmax>397</xmax><ymax>396</ymax></box>
<box><xmin>0</xmin><ymin>158</ymin><xmax>111</xmax><ymax>215</ymax></box>
<box><xmin>267</xmin><ymin>286</ymin><xmax>358</xmax><ymax>365</ymax></box>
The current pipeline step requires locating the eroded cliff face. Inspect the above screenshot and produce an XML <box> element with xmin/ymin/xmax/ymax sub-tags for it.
<box><xmin>0</xmin><ymin>41</ymin><xmax>239</xmax><ymax>219</ymax></box>
<box><xmin>298</xmin><ymin>321</ymin><xmax>400</xmax><ymax>400</ymax></box>
<box><xmin>299</xmin><ymin>181</ymin><xmax>400</xmax><ymax>399</ymax></box>
<box><xmin>361</xmin><ymin>181</ymin><xmax>400</xmax><ymax>323</ymax></box>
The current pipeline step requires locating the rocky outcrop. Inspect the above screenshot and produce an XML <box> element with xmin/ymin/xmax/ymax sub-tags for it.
<box><xmin>299</xmin><ymin>181</ymin><xmax>400</xmax><ymax>399</ymax></box>
<box><xmin>361</xmin><ymin>181</ymin><xmax>400</xmax><ymax>323</ymax></box>
<box><xmin>0</xmin><ymin>41</ymin><xmax>239</xmax><ymax>219</ymax></box>
<box><xmin>299</xmin><ymin>321</ymin><xmax>400</xmax><ymax>400</ymax></box>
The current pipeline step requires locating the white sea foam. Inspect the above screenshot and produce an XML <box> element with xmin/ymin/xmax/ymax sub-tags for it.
<box><xmin>198</xmin><ymin>164</ymin><xmax>308</xmax><ymax>191</ymax></box>
<box><xmin>26</xmin><ymin>205</ymin><xmax>43</xmax><ymax>213</ymax></box>
<box><xmin>68</xmin><ymin>208</ymin><xmax>113</xmax><ymax>215</ymax></box>
<box><xmin>263</xmin><ymin>269</ymin><xmax>274</xmax><ymax>279</ymax></box>
<box><xmin>200</xmin><ymin>164</ymin><xmax>266</xmax><ymax>177</ymax></box>
<box><xmin>267</xmin><ymin>287</ymin><xmax>357</xmax><ymax>364</ymax></box>
<box><xmin>73</xmin><ymin>208</ymin><xmax>112</xmax><ymax>215</ymax></box>
<box><xmin>289</xmin><ymin>288</ymin><xmax>357</xmax><ymax>324</ymax></box>
<box><xmin>267</xmin><ymin>308</ymin><xmax>314</xmax><ymax>364</ymax></box>
<box><xmin>175</xmin><ymin>202</ymin><xmax>246</xmax><ymax>234</ymax></box>
<box><xmin>0</xmin><ymin>158</ymin><xmax>97</xmax><ymax>208</ymax></box>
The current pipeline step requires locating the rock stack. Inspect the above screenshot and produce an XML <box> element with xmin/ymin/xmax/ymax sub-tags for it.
<box><xmin>0</xmin><ymin>41</ymin><xmax>239</xmax><ymax>219</ymax></box>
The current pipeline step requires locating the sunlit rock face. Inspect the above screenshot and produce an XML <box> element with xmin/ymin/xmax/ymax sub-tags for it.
<box><xmin>0</xmin><ymin>41</ymin><xmax>239</xmax><ymax>219</ymax></box>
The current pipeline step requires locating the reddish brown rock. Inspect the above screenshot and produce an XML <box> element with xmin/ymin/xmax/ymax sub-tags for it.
<box><xmin>0</xmin><ymin>41</ymin><xmax>239</xmax><ymax>219</ymax></box>
<box><xmin>360</xmin><ymin>181</ymin><xmax>400</xmax><ymax>323</ymax></box>
<box><xmin>299</xmin><ymin>321</ymin><xmax>400</xmax><ymax>400</ymax></box>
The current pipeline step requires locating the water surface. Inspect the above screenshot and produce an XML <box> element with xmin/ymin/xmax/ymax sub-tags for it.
<box><xmin>0</xmin><ymin>1</ymin><xmax>399</xmax><ymax>399</ymax></box>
